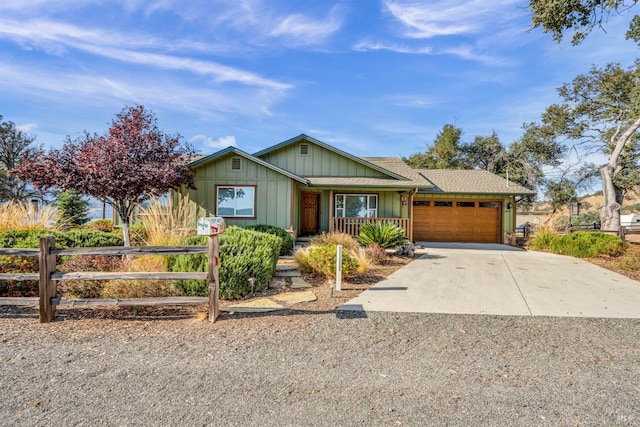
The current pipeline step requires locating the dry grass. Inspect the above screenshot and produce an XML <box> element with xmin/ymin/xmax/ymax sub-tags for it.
<box><xmin>349</xmin><ymin>247</ymin><xmax>371</xmax><ymax>274</ymax></box>
<box><xmin>137</xmin><ymin>197</ymin><xmax>201</xmax><ymax>246</ymax></box>
<box><xmin>0</xmin><ymin>201</ymin><xmax>60</xmax><ymax>231</ymax></box>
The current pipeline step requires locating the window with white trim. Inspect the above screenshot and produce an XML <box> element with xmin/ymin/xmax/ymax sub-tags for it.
<box><xmin>217</xmin><ymin>186</ymin><xmax>255</xmax><ymax>217</ymax></box>
<box><xmin>335</xmin><ymin>194</ymin><xmax>377</xmax><ymax>218</ymax></box>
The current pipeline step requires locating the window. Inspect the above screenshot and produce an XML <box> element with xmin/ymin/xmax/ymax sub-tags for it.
<box><xmin>413</xmin><ymin>200</ymin><xmax>430</xmax><ymax>206</ymax></box>
<box><xmin>217</xmin><ymin>186</ymin><xmax>255</xmax><ymax>217</ymax></box>
<box><xmin>479</xmin><ymin>202</ymin><xmax>500</xmax><ymax>208</ymax></box>
<box><xmin>457</xmin><ymin>201</ymin><xmax>475</xmax><ymax>207</ymax></box>
<box><xmin>434</xmin><ymin>201</ymin><xmax>452</xmax><ymax>207</ymax></box>
<box><xmin>299</xmin><ymin>144</ymin><xmax>309</xmax><ymax>156</ymax></box>
<box><xmin>335</xmin><ymin>194</ymin><xmax>377</xmax><ymax>218</ymax></box>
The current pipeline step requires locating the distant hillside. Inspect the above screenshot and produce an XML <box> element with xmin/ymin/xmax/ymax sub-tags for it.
<box><xmin>517</xmin><ymin>190</ymin><xmax>640</xmax><ymax>227</ymax></box>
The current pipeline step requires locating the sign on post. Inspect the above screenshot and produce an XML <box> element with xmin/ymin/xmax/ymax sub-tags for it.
<box><xmin>197</xmin><ymin>217</ymin><xmax>226</xmax><ymax>322</ymax></box>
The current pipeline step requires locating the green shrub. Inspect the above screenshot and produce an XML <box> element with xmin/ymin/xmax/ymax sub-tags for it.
<box><xmin>357</xmin><ymin>222</ymin><xmax>408</xmax><ymax>249</ymax></box>
<box><xmin>244</xmin><ymin>224</ymin><xmax>294</xmax><ymax>256</ymax></box>
<box><xmin>0</xmin><ymin>229</ymin><xmax>123</xmax><ymax>248</ymax></box>
<box><xmin>548</xmin><ymin>232</ymin><xmax>625</xmax><ymax>258</ymax></box>
<box><xmin>306</xmin><ymin>244</ymin><xmax>359</xmax><ymax>279</ymax></box>
<box><xmin>172</xmin><ymin>227</ymin><xmax>281</xmax><ymax>299</ymax></box>
<box><xmin>63</xmin><ymin>230</ymin><xmax>124</xmax><ymax>247</ymax></box>
<box><xmin>529</xmin><ymin>227</ymin><xmax>558</xmax><ymax>251</ymax></box>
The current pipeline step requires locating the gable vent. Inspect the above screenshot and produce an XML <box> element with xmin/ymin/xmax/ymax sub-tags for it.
<box><xmin>299</xmin><ymin>144</ymin><xmax>309</xmax><ymax>156</ymax></box>
<box><xmin>231</xmin><ymin>157</ymin><xmax>242</xmax><ymax>170</ymax></box>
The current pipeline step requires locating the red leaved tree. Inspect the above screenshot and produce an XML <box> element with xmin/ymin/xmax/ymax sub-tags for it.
<box><xmin>12</xmin><ymin>105</ymin><xmax>196</xmax><ymax>246</ymax></box>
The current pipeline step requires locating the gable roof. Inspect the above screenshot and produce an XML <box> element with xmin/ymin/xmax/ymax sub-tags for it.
<box><xmin>418</xmin><ymin>169</ymin><xmax>536</xmax><ymax>195</ymax></box>
<box><xmin>253</xmin><ymin>134</ymin><xmax>409</xmax><ymax>181</ymax></box>
<box><xmin>188</xmin><ymin>146</ymin><xmax>309</xmax><ymax>185</ymax></box>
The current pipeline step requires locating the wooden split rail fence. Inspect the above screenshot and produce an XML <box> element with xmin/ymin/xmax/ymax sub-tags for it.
<box><xmin>0</xmin><ymin>237</ymin><xmax>220</xmax><ymax>323</ymax></box>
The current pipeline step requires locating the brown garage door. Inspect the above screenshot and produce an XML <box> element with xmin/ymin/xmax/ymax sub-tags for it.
<box><xmin>413</xmin><ymin>200</ymin><xmax>501</xmax><ymax>243</ymax></box>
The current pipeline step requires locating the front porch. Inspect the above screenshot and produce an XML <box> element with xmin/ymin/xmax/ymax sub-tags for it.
<box><xmin>331</xmin><ymin>217</ymin><xmax>411</xmax><ymax>238</ymax></box>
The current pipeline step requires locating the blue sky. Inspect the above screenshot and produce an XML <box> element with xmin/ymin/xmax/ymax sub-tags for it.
<box><xmin>1</xmin><ymin>0</ymin><xmax>638</xmax><ymax>164</ymax></box>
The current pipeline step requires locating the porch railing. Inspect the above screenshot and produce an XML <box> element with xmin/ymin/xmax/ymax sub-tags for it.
<box><xmin>332</xmin><ymin>217</ymin><xmax>410</xmax><ymax>237</ymax></box>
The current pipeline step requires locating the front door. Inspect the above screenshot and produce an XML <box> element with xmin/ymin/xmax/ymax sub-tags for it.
<box><xmin>301</xmin><ymin>192</ymin><xmax>320</xmax><ymax>235</ymax></box>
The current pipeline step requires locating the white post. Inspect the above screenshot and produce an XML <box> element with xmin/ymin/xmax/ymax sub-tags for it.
<box><xmin>336</xmin><ymin>244</ymin><xmax>342</xmax><ymax>291</ymax></box>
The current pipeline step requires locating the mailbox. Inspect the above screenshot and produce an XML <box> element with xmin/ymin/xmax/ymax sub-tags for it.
<box><xmin>197</xmin><ymin>217</ymin><xmax>226</xmax><ymax>236</ymax></box>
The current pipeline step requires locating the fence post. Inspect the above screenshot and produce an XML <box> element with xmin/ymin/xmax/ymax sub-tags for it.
<box><xmin>207</xmin><ymin>234</ymin><xmax>220</xmax><ymax>322</ymax></box>
<box><xmin>39</xmin><ymin>237</ymin><xmax>57</xmax><ymax>323</ymax></box>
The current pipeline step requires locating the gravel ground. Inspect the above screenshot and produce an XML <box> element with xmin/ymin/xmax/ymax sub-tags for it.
<box><xmin>1</xmin><ymin>306</ymin><xmax>639</xmax><ymax>426</ymax></box>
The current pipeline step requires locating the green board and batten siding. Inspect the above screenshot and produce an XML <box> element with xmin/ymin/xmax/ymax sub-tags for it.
<box><xmin>257</xmin><ymin>140</ymin><xmax>389</xmax><ymax>178</ymax></box>
<box><xmin>181</xmin><ymin>153</ymin><xmax>294</xmax><ymax>230</ymax></box>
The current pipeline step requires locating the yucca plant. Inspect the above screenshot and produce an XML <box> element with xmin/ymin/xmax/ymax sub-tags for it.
<box><xmin>357</xmin><ymin>221</ymin><xmax>407</xmax><ymax>249</ymax></box>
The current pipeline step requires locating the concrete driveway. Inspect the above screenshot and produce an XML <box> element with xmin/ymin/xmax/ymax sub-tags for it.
<box><xmin>338</xmin><ymin>243</ymin><xmax>640</xmax><ymax>318</ymax></box>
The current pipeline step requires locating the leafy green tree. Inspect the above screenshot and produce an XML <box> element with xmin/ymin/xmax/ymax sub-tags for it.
<box><xmin>460</xmin><ymin>128</ymin><xmax>566</xmax><ymax>203</ymax></box>
<box><xmin>404</xmin><ymin>124</ymin><xmax>465</xmax><ymax>169</ymax></box>
<box><xmin>530</xmin><ymin>0</ymin><xmax>640</xmax><ymax>46</ymax></box>
<box><xmin>0</xmin><ymin>116</ymin><xmax>40</xmax><ymax>201</ymax></box>
<box><xmin>56</xmin><ymin>190</ymin><xmax>90</xmax><ymax>229</ymax></box>
<box><xmin>461</xmin><ymin>132</ymin><xmax>507</xmax><ymax>174</ymax></box>
<box><xmin>532</xmin><ymin>61</ymin><xmax>640</xmax><ymax>230</ymax></box>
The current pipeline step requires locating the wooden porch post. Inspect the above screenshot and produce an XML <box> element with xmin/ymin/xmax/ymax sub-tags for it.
<box><xmin>329</xmin><ymin>189</ymin><xmax>334</xmax><ymax>233</ymax></box>
<box><xmin>408</xmin><ymin>188</ymin><xmax>416</xmax><ymax>241</ymax></box>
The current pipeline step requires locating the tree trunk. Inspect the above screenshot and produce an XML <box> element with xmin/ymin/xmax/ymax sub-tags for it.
<box><xmin>599</xmin><ymin>165</ymin><xmax>621</xmax><ymax>230</ymax></box>
<box><xmin>122</xmin><ymin>221</ymin><xmax>131</xmax><ymax>247</ymax></box>
<box><xmin>600</xmin><ymin>116</ymin><xmax>640</xmax><ymax>231</ymax></box>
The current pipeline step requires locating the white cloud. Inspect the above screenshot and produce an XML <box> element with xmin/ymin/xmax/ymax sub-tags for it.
<box><xmin>16</xmin><ymin>123</ymin><xmax>38</xmax><ymax>132</ymax></box>
<box><xmin>353</xmin><ymin>40</ymin><xmax>432</xmax><ymax>54</ymax></box>
<box><xmin>387</xmin><ymin>95</ymin><xmax>434</xmax><ymax>108</ymax></box>
<box><xmin>384</xmin><ymin>0</ymin><xmax>521</xmax><ymax>39</ymax></box>
<box><xmin>0</xmin><ymin>62</ymin><xmax>286</xmax><ymax>119</ymax></box>
<box><xmin>0</xmin><ymin>19</ymin><xmax>290</xmax><ymax>91</ymax></box>
<box><xmin>269</xmin><ymin>5</ymin><xmax>344</xmax><ymax>46</ymax></box>
<box><xmin>190</xmin><ymin>135</ymin><xmax>237</xmax><ymax>150</ymax></box>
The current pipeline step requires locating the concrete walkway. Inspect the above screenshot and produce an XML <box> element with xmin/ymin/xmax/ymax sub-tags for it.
<box><xmin>338</xmin><ymin>243</ymin><xmax>640</xmax><ymax>318</ymax></box>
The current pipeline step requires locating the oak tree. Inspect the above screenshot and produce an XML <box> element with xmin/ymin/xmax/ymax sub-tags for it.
<box><xmin>530</xmin><ymin>0</ymin><xmax>640</xmax><ymax>46</ymax></box>
<box><xmin>532</xmin><ymin>62</ymin><xmax>640</xmax><ymax>229</ymax></box>
<box><xmin>12</xmin><ymin>105</ymin><xmax>196</xmax><ymax>246</ymax></box>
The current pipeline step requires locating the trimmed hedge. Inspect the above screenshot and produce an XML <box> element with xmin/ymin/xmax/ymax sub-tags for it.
<box><xmin>172</xmin><ymin>226</ymin><xmax>281</xmax><ymax>299</ymax></box>
<box><xmin>244</xmin><ymin>224</ymin><xmax>294</xmax><ymax>256</ymax></box>
<box><xmin>0</xmin><ymin>229</ymin><xmax>123</xmax><ymax>248</ymax></box>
